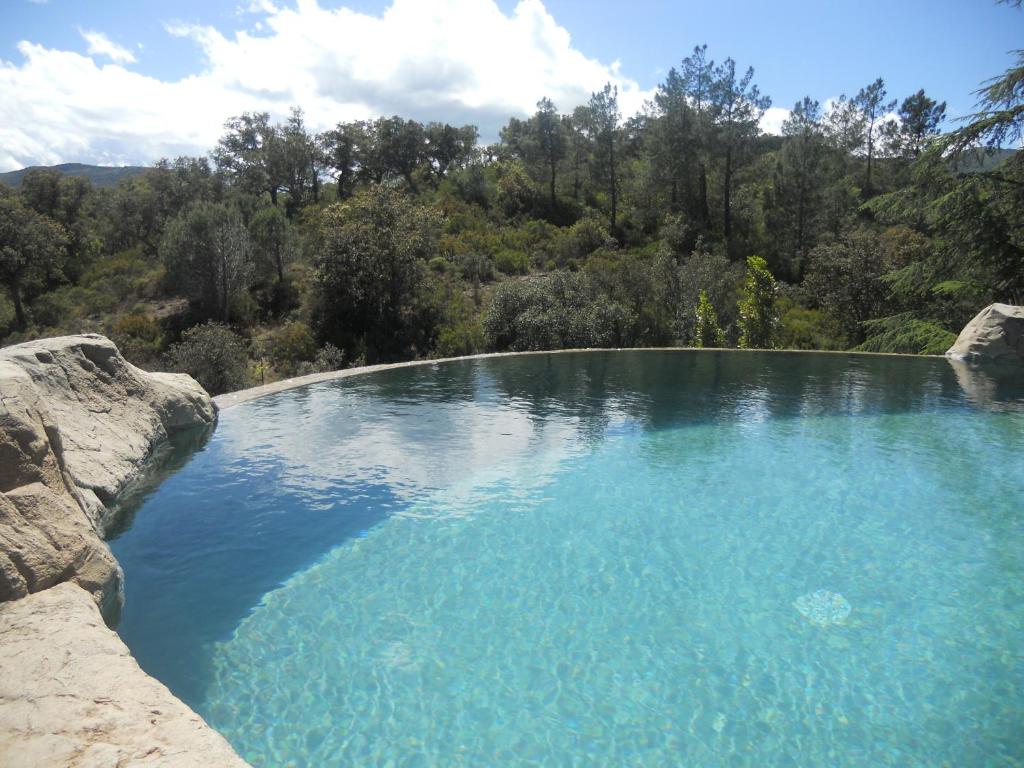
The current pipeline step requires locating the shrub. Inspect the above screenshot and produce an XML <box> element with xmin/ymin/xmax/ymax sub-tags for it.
<box><xmin>110</xmin><ymin>313</ymin><xmax>163</xmax><ymax>367</ymax></box>
<box><xmin>165</xmin><ymin>322</ymin><xmax>249</xmax><ymax>395</ymax></box>
<box><xmin>693</xmin><ymin>290</ymin><xmax>725</xmax><ymax>347</ymax></box>
<box><xmin>256</xmin><ymin>321</ymin><xmax>317</xmax><ymax>377</ymax></box>
<box><xmin>738</xmin><ymin>255</ymin><xmax>779</xmax><ymax>349</ymax></box>
<box><xmin>494</xmin><ymin>249</ymin><xmax>529</xmax><ymax>275</ymax></box>
<box><xmin>296</xmin><ymin>343</ymin><xmax>347</xmax><ymax>375</ymax></box>
<box><xmin>777</xmin><ymin>297</ymin><xmax>847</xmax><ymax>350</ymax></box>
<box><xmin>483</xmin><ymin>272</ymin><xmax>632</xmax><ymax>351</ymax></box>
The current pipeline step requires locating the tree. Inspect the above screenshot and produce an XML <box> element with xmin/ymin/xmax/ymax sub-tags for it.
<box><xmin>651</xmin><ymin>67</ymin><xmax>697</xmax><ymax>213</ymax></box>
<box><xmin>531</xmin><ymin>98</ymin><xmax>565</xmax><ymax>208</ymax></box>
<box><xmin>711</xmin><ymin>58</ymin><xmax>771</xmax><ymax>245</ymax></box>
<box><xmin>693</xmin><ymin>289</ymin><xmax>725</xmax><ymax>347</ymax></box>
<box><xmin>737</xmin><ymin>255</ymin><xmax>778</xmax><ymax>348</ymax></box>
<box><xmin>160</xmin><ymin>203</ymin><xmax>254</xmax><ymax>322</ymax></box>
<box><xmin>310</xmin><ymin>186</ymin><xmax>440</xmax><ymax>359</ymax></box>
<box><xmin>214</xmin><ymin>112</ymin><xmax>282</xmax><ymax>204</ymax></box>
<box><xmin>0</xmin><ymin>197</ymin><xmax>67</xmax><ymax>330</ymax></box>
<box><xmin>165</xmin><ymin>322</ymin><xmax>249</xmax><ymax>396</ymax></box>
<box><xmin>766</xmin><ymin>97</ymin><xmax>828</xmax><ymax>279</ymax></box>
<box><xmin>803</xmin><ymin>229</ymin><xmax>892</xmax><ymax>343</ymax></box>
<box><xmin>323</xmin><ymin>122</ymin><xmax>364</xmax><ymax>199</ymax></box>
<box><xmin>888</xmin><ymin>90</ymin><xmax>946</xmax><ymax>161</ymax></box>
<box><xmin>945</xmin><ymin>16</ymin><xmax>1024</xmax><ymax>178</ymax></box>
<box><xmin>248</xmin><ymin>205</ymin><xmax>297</xmax><ymax>286</ymax></box>
<box><xmin>277</xmin><ymin>107</ymin><xmax>320</xmax><ymax>217</ymax></box>
<box><xmin>854</xmin><ymin>78</ymin><xmax>896</xmax><ymax>194</ymax></box>
<box><xmin>585</xmin><ymin>83</ymin><xmax>621</xmax><ymax>229</ymax></box>
<box><xmin>680</xmin><ymin>44</ymin><xmax>718</xmax><ymax>230</ymax></box>
<box><xmin>424</xmin><ymin>122</ymin><xmax>478</xmax><ymax>182</ymax></box>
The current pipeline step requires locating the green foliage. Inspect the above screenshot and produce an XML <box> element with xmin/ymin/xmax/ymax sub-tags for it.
<box><xmin>109</xmin><ymin>313</ymin><xmax>163</xmax><ymax>367</ymax></box>
<box><xmin>494</xmin><ymin>249</ymin><xmax>529</xmax><ymax>275</ymax></box>
<box><xmin>295</xmin><ymin>343</ymin><xmax>346</xmax><ymax>375</ymax></box>
<box><xmin>309</xmin><ymin>186</ymin><xmax>440</xmax><ymax>360</ymax></box>
<box><xmin>160</xmin><ymin>202</ymin><xmax>254</xmax><ymax>322</ymax></box>
<box><xmin>693</xmin><ymin>289</ymin><xmax>725</xmax><ymax>347</ymax></box>
<box><xmin>0</xmin><ymin>195</ymin><xmax>68</xmax><ymax>329</ymax></box>
<box><xmin>484</xmin><ymin>272</ymin><xmax>632</xmax><ymax>351</ymax></box>
<box><xmin>856</xmin><ymin>313</ymin><xmax>957</xmax><ymax>355</ymax></box>
<box><xmin>803</xmin><ymin>229</ymin><xmax>891</xmax><ymax>344</ymax></box>
<box><xmin>164</xmin><ymin>321</ymin><xmax>250</xmax><ymax>395</ymax></box>
<box><xmin>256</xmin><ymin>321</ymin><xmax>317</xmax><ymax>377</ymax></box>
<box><xmin>737</xmin><ymin>255</ymin><xmax>778</xmax><ymax>349</ymax></box>
<box><xmin>6</xmin><ymin>53</ymin><xmax>1021</xmax><ymax>367</ymax></box>
<box><xmin>777</xmin><ymin>296</ymin><xmax>847</xmax><ymax>350</ymax></box>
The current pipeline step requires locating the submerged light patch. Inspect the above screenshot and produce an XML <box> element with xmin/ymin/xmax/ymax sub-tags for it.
<box><xmin>794</xmin><ymin>589</ymin><xmax>852</xmax><ymax>627</ymax></box>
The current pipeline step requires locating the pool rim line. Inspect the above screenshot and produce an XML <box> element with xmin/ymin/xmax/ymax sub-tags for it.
<box><xmin>214</xmin><ymin>347</ymin><xmax>946</xmax><ymax>410</ymax></box>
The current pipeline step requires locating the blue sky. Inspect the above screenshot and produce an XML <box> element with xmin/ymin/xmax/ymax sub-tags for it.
<box><xmin>1</xmin><ymin>0</ymin><xmax>1020</xmax><ymax>170</ymax></box>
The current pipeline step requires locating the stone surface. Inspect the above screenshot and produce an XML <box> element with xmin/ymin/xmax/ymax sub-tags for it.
<box><xmin>0</xmin><ymin>582</ymin><xmax>247</xmax><ymax>768</ymax></box>
<box><xmin>945</xmin><ymin>303</ymin><xmax>1024</xmax><ymax>365</ymax></box>
<box><xmin>0</xmin><ymin>334</ymin><xmax>215</xmax><ymax>611</ymax></box>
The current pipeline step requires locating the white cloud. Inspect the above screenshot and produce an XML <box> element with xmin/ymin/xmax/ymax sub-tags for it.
<box><xmin>759</xmin><ymin>106</ymin><xmax>790</xmax><ymax>136</ymax></box>
<box><xmin>79</xmin><ymin>29</ymin><xmax>137</xmax><ymax>64</ymax></box>
<box><xmin>0</xmin><ymin>0</ymin><xmax>654</xmax><ymax>171</ymax></box>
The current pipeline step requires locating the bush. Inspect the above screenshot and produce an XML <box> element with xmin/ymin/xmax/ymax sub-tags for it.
<box><xmin>256</xmin><ymin>321</ymin><xmax>317</xmax><ymax>377</ymax></box>
<box><xmin>110</xmin><ymin>313</ymin><xmax>163</xmax><ymax>367</ymax></box>
<box><xmin>777</xmin><ymin>297</ymin><xmax>847</xmax><ymax>350</ymax></box>
<box><xmin>296</xmin><ymin>343</ymin><xmax>347</xmax><ymax>375</ymax></box>
<box><xmin>483</xmin><ymin>272</ymin><xmax>632</xmax><ymax>351</ymax></box>
<box><xmin>165</xmin><ymin>322</ymin><xmax>249</xmax><ymax>395</ymax></box>
<box><xmin>494</xmin><ymin>249</ymin><xmax>529</xmax><ymax>275</ymax></box>
<box><xmin>738</xmin><ymin>255</ymin><xmax>779</xmax><ymax>349</ymax></box>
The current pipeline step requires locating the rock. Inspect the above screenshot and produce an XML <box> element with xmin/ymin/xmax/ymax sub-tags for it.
<box><xmin>945</xmin><ymin>303</ymin><xmax>1024</xmax><ymax>366</ymax></box>
<box><xmin>0</xmin><ymin>582</ymin><xmax>247</xmax><ymax>768</ymax></box>
<box><xmin>0</xmin><ymin>334</ymin><xmax>215</xmax><ymax>612</ymax></box>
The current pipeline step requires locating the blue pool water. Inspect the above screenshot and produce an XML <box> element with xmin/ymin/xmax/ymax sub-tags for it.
<box><xmin>110</xmin><ymin>351</ymin><xmax>1024</xmax><ymax>766</ymax></box>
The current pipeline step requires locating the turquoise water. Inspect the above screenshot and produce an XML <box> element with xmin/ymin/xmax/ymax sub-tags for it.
<box><xmin>110</xmin><ymin>351</ymin><xmax>1024</xmax><ymax>766</ymax></box>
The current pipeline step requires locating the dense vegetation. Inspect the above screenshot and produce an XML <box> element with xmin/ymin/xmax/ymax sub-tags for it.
<box><xmin>1</xmin><ymin>36</ymin><xmax>1022</xmax><ymax>394</ymax></box>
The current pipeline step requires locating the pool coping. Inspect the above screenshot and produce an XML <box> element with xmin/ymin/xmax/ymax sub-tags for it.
<box><xmin>214</xmin><ymin>348</ymin><xmax>944</xmax><ymax>409</ymax></box>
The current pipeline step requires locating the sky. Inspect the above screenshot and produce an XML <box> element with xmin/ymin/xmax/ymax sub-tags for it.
<box><xmin>1</xmin><ymin>0</ymin><xmax>1020</xmax><ymax>171</ymax></box>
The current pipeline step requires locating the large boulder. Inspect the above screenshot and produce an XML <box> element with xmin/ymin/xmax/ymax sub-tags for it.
<box><xmin>0</xmin><ymin>582</ymin><xmax>247</xmax><ymax>768</ymax></box>
<box><xmin>0</xmin><ymin>334</ymin><xmax>215</xmax><ymax>613</ymax></box>
<box><xmin>945</xmin><ymin>303</ymin><xmax>1024</xmax><ymax>366</ymax></box>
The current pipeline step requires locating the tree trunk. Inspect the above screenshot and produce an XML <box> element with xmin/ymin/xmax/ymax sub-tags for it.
<box><xmin>609</xmin><ymin>138</ymin><xmax>617</xmax><ymax>230</ymax></box>
<box><xmin>270</xmin><ymin>187</ymin><xmax>278</xmax><ymax>206</ymax></box>
<box><xmin>865</xmin><ymin>119</ymin><xmax>874</xmax><ymax>195</ymax></box>
<box><xmin>9</xmin><ymin>279</ymin><xmax>26</xmax><ymax>331</ymax></box>
<box><xmin>698</xmin><ymin>164</ymin><xmax>711</xmax><ymax>230</ymax></box>
<box><xmin>723</xmin><ymin>144</ymin><xmax>733</xmax><ymax>246</ymax></box>
<box><xmin>549</xmin><ymin>160</ymin><xmax>557</xmax><ymax>208</ymax></box>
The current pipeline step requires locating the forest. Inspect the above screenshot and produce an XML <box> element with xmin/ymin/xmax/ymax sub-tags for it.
<box><xmin>1</xmin><ymin>40</ymin><xmax>1022</xmax><ymax>395</ymax></box>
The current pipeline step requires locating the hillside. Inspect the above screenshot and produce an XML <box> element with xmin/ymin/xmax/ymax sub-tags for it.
<box><xmin>0</xmin><ymin>162</ymin><xmax>147</xmax><ymax>189</ymax></box>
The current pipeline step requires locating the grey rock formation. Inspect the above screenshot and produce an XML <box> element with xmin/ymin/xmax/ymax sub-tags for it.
<box><xmin>945</xmin><ymin>303</ymin><xmax>1024</xmax><ymax>366</ymax></box>
<box><xmin>0</xmin><ymin>334</ymin><xmax>215</xmax><ymax>613</ymax></box>
<box><xmin>0</xmin><ymin>336</ymin><xmax>245</xmax><ymax>766</ymax></box>
<box><xmin>0</xmin><ymin>582</ymin><xmax>247</xmax><ymax>768</ymax></box>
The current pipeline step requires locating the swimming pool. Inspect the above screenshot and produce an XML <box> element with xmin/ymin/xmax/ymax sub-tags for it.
<box><xmin>110</xmin><ymin>351</ymin><xmax>1024</xmax><ymax>766</ymax></box>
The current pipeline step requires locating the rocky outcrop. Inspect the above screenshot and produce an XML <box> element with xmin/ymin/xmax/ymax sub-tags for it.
<box><xmin>0</xmin><ymin>582</ymin><xmax>247</xmax><ymax>768</ymax></box>
<box><xmin>945</xmin><ymin>303</ymin><xmax>1024</xmax><ymax>366</ymax></box>
<box><xmin>0</xmin><ymin>335</ymin><xmax>245</xmax><ymax>766</ymax></box>
<box><xmin>0</xmin><ymin>334</ymin><xmax>215</xmax><ymax>612</ymax></box>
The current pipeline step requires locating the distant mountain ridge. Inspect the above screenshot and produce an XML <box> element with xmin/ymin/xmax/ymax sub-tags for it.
<box><xmin>0</xmin><ymin>163</ymin><xmax>147</xmax><ymax>189</ymax></box>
